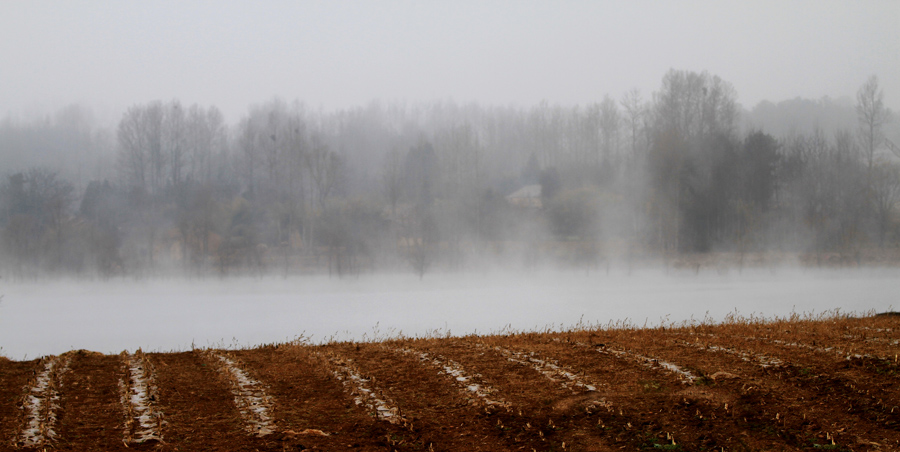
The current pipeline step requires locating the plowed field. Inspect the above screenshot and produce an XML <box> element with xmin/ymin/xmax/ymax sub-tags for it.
<box><xmin>2</xmin><ymin>314</ymin><xmax>898</xmax><ymax>451</ymax></box>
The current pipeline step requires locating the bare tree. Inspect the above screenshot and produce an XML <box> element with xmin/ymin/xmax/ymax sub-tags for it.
<box><xmin>306</xmin><ymin>134</ymin><xmax>342</xmax><ymax>211</ymax></box>
<box><xmin>144</xmin><ymin>102</ymin><xmax>165</xmax><ymax>194</ymax></box>
<box><xmin>163</xmin><ymin>100</ymin><xmax>187</xmax><ymax>188</ymax></box>
<box><xmin>856</xmin><ymin>75</ymin><xmax>890</xmax><ymax>177</ymax></box>
<box><xmin>434</xmin><ymin>124</ymin><xmax>483</xmax><ymax>266</ymax></box>
<box><xmin>185</xmin><ymin>104</ymin><xmax>225</xmax><ymax>185</ymax></box>
<box><xmin>402</xmin><ymin>206</ymin><xmax>438</xmax><ymax>279</ymax></box>
<box><xmin>620</xmin><ymin>88</ymin><xmax>646</xmax><ymax>159</ymax></box>
<box><xmin>571</xmin><ymin>104</ymin><xmax>600</xmax><ymax>168</ymax></box>
<box><xmin>237</xmin><ymin>116</ymin><xmax>262</xmax><ymax>196</ymax></box>
<box><xmin>116</xmin><ymin>106</ymin><xmax>149</xmax><ymax>192</ymax></box>
<box><xmin>653</xmin><ymin>69</ymin><xmax>737</xmax><ymax>140</ymax></box>
<box><xmin>36</xmin><ymin>169</ymin><xmax>75</xmax><ymax>268</ymax></box>
<box><xmin>871</xmin><ymin>161</ymin><xmax>900</xmax><ymax>248</ymax></box>
<box><xmin>282</xmin><ymin>107</ymin><xmax>308</xmax><ymax>268</ymax></box>
<box><xmin>2</xmin><ymin>213</ymin><xmax>38</xmax><ymax>277</ymax></box>
<box><xmin>599</xmin><ymin>95</ymin><xmax>621</xmax><ymax>163</ymax></box>
<box><xmin>0</xmin><ymin>169</ymin><xmax>74</xmax><ymax>273</ymax></box>
<box><xmin>305</xmin><ymin>134</ymin><xmax>343</xmax><ymax>255</ymax></box>
<box><xmin>382</xmin><ymin>147</ymin><xmax>404</xmax><ymax>216</ymax></box>
<box><xmin>262</xmin><ymin>103</ymin><xmax>290</xmax><ymax>195</ymax></box>
<box><xmin>435</xmin><ymin>123</ymin><xmax>482</xmax><ymax>201</ymax></box>
<box><xmin>620</xmin><ymin>89</ymin><xmax>649</xmax><ymax>269</ymax></box>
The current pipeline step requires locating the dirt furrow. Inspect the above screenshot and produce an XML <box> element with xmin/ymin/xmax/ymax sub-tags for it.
<box><xmin>0</xmin><ymin>357</ymin><xmax>39</xmax><ymax>446</ymax></box>
<box><xmin>51</xmin><ymin>351</ymin><xmax>131</xmax><ymax>451</ymax></box>
<box><xmin>120</xmin><ymin>349</ymin><xmax>164</xmax><ymax>444</ymax></box>
<box><xmin>472</xmin><ymin>341</ymin><xmax>599</xmax><ymax>393</ymax></box>
<box><xmin>326</xmin><ymin>351</ymin><xmax>407</xmax><ymax>425</ymax></box>
<box><xmin>522</xmin><ymin>333</ymin><xmax>803</xmax><ymax>451</ymax></box>
<box><xmin>690</xmin><ymin>331</ymin><xmax>900</xmax><ymax>431</ymax></box>
<box><xmin>233</xmin><ymin>345</ymin><xmax>394</xmax><ymax>450</ymax></box>
<box><xmin>731</xmin><ymin>337</ymin><xmax>900</xmax><ymax>432</ymax></box>
<box><xmin>715</xmin><ymin>318</ymin><xmax>898</xmax><ymax>361</ymax></box>
<box><xmin>430</xmin><ymin>338</ymin><xmax>619</xmax><ymax>452</ymax></box>
<box><xmin>337</xmin><ymin>341</ymin><xmax>519</xmax><ymax>452</ymax></box>
<box><xmin>14</xmin><ymin>352</ymin><xmax>71</xmax><ymax>448</ymax></box>
<box><xmin>203</xmin><ymin>350</ymin><xmax>276</xmax><ymax>436</ymax></box>
<box><xmin>495</xmin><ymin>335</ymin><xmax>718</xmax><ymax>450</ymax></box>
<box><xmin>0</xmin><ymin>315</ymin><xmax>896</xmax><ymax>450</ymax></box>
<box><xmin>617</xmin><ymin>332</ymin><xmax>847</xmax><ymax>448</ymax></box>
<box><xmin>848</xmin><ymin>325</ymin><xmax>899</xmax><ymax>344</ymax></box>
<box><xmin>150</xmin><ymin>350</ymin><xmax>270</xmax><ymax>451</ymax></box>
<box><xmin>619</xmin><ymin>329</ymin><xmax>900</xmax><ymax>450</ymax></box>
<box><xmin>387</xmin><ymin>345</ymin><xmax>510</xmax><ymax>410</ymax></box>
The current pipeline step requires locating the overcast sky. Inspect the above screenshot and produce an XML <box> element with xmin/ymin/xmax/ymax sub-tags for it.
<box><xmin>1</xmin><ymin>0</ymin><xmax>898</xmax><ymax>124</ymax></box>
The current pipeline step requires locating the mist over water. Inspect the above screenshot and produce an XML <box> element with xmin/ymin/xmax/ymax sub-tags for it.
<box><xmin>2</xmin><ymin>268</ymin><xmax>895</xmax><ymax>360</ymax></box>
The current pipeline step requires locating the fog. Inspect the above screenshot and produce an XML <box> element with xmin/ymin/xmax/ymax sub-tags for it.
<box><xmin>1</xmin><ymin>3</ymin><xmax>899</xmax><ymax>360</ymax></box>
<box><xmin>1</xmin><ymin>268</ymin><xmax>896</xmax><ymax>360</ymax></box>
<box><xmin>2</xmin><ymin>2</ymin><xmax>898</xmax><ymax>122</ymax></box>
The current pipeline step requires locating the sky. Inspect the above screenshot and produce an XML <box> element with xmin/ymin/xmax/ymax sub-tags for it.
<box><xmin>1</xmin><ymin>0</ymin><xmax>898</xmax><ymax>124</ymax></box>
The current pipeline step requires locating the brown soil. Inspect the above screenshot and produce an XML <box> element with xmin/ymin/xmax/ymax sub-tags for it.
<box><xmin>1</xmin><ymin>315</ymin><xmax>898</xmax><ymax>451</ymax></box>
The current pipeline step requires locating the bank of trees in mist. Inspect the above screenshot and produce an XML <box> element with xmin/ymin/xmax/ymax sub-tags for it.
<box><xmin>1</xmin><ymin>70</ymin><xmax>899</xmax><ymax>279</ymax></box>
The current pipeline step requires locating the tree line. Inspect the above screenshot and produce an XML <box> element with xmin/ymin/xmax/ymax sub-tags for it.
<box><xmin>1</xmin><ymin>70</ymin><xmax>897</xmax><ymax>279</ymax></box>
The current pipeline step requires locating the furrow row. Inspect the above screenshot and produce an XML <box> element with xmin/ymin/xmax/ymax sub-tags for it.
<box><xmin>567</xmin><ymin>339</ymin><xmax>698</xmax><ymax>384</ymax></box>
<box><xmin>16</xmin><ymin>353</ymin><xmax>71</xmax><ymax>448</ymax></box>
<box><xmin>475</xmin><ymin>342</ymin><xmax>599</xmax><ymax>393</ymax></box>
<box><xmin>1</xmin><ymin>317</ymin><xmax>897</xmax><ymax>451</ymax></box>
<box><xmin>608</xmin><ymin>329</ymin><xmax>900</xmax><ymax>449</ymax></box>
<box><xmin>672</xmin><ymin>337</ymin><xmax>785</xmax><ymax>368</ymax></box>
<box><xmin>389</xmin><ymin>345</ymin><xmax>511</xmax><ymax>410</ymax></box>
<box><xmin>120</xmin><ymin>349</ymin><xmax>164</xmax><ymax>443</ymax></box>
<box><xmin>204</xmin><ymin>350</ymin><xmax>277</xmax><ymax>436</ymax></box>
<box><xmin>325</xmin><ymin>353</ymin><xmax>407</xmax><ymax>425</ymax></box>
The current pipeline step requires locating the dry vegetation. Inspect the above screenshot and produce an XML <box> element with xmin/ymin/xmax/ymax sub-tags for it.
<box><xmin>1</xmin><ymin>312</ymin><xmax>898</xmax><ymax>451</ymax></box>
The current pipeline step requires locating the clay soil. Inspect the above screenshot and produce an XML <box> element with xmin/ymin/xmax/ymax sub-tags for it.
<box><xmin>1</xmin><ymin>314</ymin><xmax>898</xmax><ymax>451</ymax></box>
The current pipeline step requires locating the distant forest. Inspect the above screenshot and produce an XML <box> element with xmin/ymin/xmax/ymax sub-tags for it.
<box><xmin>1</xmin><ymin>69</ymin><xmax>898</xmax><ymax>279</ymax></box>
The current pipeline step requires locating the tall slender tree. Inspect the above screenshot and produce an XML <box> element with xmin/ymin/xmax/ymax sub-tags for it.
<box><xmin>856</xmin><ymin>75</ymin><xmax>890</xmax><ymax>177</ymax></box>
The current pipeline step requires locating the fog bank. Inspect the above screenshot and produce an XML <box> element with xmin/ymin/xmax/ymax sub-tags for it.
<box><xmin>1</xmin><ymin>268</ymin><xmax>895</xmax><ymax>360</ymax></box>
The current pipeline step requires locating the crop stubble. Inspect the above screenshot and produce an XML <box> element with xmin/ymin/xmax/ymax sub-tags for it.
<box><xmin>0</xmin><ymin>314</ymin><xmax>897</xmax><ymax>451</ymax></box>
